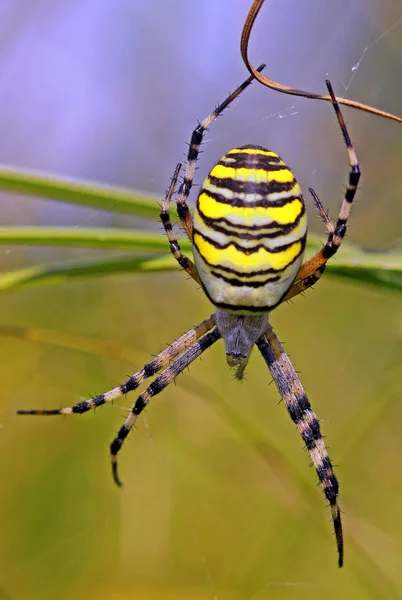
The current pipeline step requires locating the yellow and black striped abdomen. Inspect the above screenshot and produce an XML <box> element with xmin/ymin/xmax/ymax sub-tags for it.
<box><xmin>192</xmin><ymin>145</ymin><xmax>307</xmax><ymax>313</ymax></box>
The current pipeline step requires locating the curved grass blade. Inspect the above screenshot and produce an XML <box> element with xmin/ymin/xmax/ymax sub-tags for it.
<box><xmin>0</xmin><ymin>226</ymin><xmax>401</xmax><ymax>292</ymax></box>
<box><xmin>322</xmin><ymin>254</ymin><xmax>402</xmax><ymax>292</ymax></box>
<box><xmin>0</xmin><ymin>254</ymin><xmax>178</xmax><ymax>290</ymax></box>
<box><xmin>0</xmin><ymin>226</ymin><xmax>192</xmax><ymax>252</ymax></box>
<box><xmin>0</xmin><ymin>165</ymin><xmax>160</xmax><ymax>219</ymax></box>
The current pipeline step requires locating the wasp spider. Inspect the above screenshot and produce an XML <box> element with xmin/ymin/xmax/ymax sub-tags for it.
<box><xmin>18</xmin><ymin>65</ymin><xmax>360</xmax><ymax>567</ymax></box>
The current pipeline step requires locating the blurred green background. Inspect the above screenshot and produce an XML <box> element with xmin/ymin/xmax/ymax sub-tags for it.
<box><xmin>0</xmin><ymin>1</ymin><xmax>402</xmax><ymax>599</ymax></box>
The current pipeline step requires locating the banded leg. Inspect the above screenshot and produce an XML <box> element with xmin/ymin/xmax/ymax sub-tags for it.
<box><xmin>110</xmin><ymin>327</ymin><xmax>221</xmax><ymax>486</ymax></box>
<box><xmin>257</xmin><ymin>324</ymin><xmax>343</xmax><ymax>567</ymax></box>
<box><xmin>283</xmin><ymin>187</ymin><xmax>334</xmax><ymax>298</ymax></box>
<box><xmin>176</xmin><ymin>64</ymin><xmax>266</xmax><ymax>240</ymax></box>
<box><xmin>160</xmin><ymin>162</ymin><xmax>201</xmax><ymax>283</ymax></box>
<box><xmin>17</xmin><ymin>316</ymin><xmax>215</xmax><ymax>417</ymax></box>
<box><xmin>310</xmin><ymin>187</ymin><xmax>335</xmax><ymax>236</ymax></box>
<box><xmin>283</xmin><ymin>79</ymin><xmax>360</xmax><ymax>302</ymax></box>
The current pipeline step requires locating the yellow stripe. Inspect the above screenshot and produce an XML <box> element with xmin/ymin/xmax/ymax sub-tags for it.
<box><xmin>198</xmin><ymin>191</ymin><xmax>303</xmax><ymax>226</ymax></box>
<box><xmin>194</xmin><ymin>232</ymin><xmax>302</xmax><ymax>272</ymax></box>
<box><xmin>210</xmin><ymin>164</ymin><xmax>294</xmax><ymax>184</ymax></box>
<box><xmin>228</xmin><ymin>148</ymin><xmax>280</xmax><ymax>158</ymax></box>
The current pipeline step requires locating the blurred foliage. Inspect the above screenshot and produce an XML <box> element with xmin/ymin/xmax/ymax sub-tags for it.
<box><xmin>2</xmin><ymin>272</ymin><xmax>401</xmax><ymax>600</ymax></box>
<box><xmin>0</xmin><ymin>175</ymin><xmax>401</xmax><ymax>600</ymax></box>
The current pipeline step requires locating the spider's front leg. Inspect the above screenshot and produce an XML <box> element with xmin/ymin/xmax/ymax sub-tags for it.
<box><xmin>174</xmin><ymin>64</ymin><xmax>266</xmax><ymax>241</ymax></box>
<box><xmin>284</xmin><ymin>80</ymin><xmax>360</xmax><ymax>302</ymax></box>
<box><xmin>160</xmin><ymin>66</ymin><xmax>266</xmax><ymax>281</ymax></box>
<box><xmin>160</xmin><ymin>162</ymin><xmax>200</xmax><ymax>283</ymax></box>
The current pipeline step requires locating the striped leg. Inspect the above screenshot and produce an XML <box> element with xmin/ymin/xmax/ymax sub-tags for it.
<box><xmin>257</xmin><ymin>324</ymin><xmax>343</xmax><ymax>567</ymax></box>
<box><xmin>283</xmin><ymin>189</ymin><xmax>333</xmax><ymax>298</ymax></box>
<box><xmin>176</xmin><ymin>64</ymin><xmax>266</xmax><ymax>240</ymax></box>
<box><xmin>160</xmin><ymin>162</ymin><xmax>201</xmax><ymax>283</ymax></box>
<box><xmin>310</xmin><ymin>187</ymin><xmax>335</xmax><ymax>236</ymax></box>
<box><xmin>110</xmin><ymin>327</ymin><xmax>221</xmax><ymax>486</ymax></box>
<box><xmin>17</xmin><ymin>316</ymin><xmax>215</xmax><ymax>417</ymax></box>
<box><xmin>283</xmin><ymin>80</ymin><xmax>360</xmax><ymax>302</ymax></box>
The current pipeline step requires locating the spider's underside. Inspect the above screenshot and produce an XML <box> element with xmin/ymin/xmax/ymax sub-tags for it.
<box><xmin>18</xmin><ymin>66</ymin><xmax>361</xmax><ymax>568</ymax></box>
<box><xmin>214</xmin><ymin>310</ymin><xmax>268</xmax><ymax>379</ymax></box>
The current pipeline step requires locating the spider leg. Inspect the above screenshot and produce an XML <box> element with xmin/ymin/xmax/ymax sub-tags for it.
<box><xmin>161</xmin><ymin>67</ymin><xmax>266</xmax><ymax>280</ymax></box>
<box><xmin>160</xmin><ymin>162</ymin><xmax>201</xmax><ymax>282</ymax></box>
<box><xmin>257</xmin><ymin>324</ymin><xmax>343</xmax><ymax>568</ymax></box>
<box><xmin>175</xmin><ymin>64</ymin><xmax>266</xmax><ymax>240</ymax></box>
<box><xmin>110</xmin><ymin>326</ymin><xmax>221</xmax><ymax>486</ymax></box>
<box><xmin>17</xmin><ymin>316</ymin><xmax>215</xmax><ymax>417</ymax></box>
<box><xmin>283</xmin><ymin>80</ymin><xmax>360</xmax><ymax>302</ymax></box>
<box><xmin>310</xmin><ymin>187</ymin><xmax>335</xmax><ymax>235</ymax></box>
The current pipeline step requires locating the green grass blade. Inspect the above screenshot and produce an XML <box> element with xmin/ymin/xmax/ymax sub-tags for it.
<box><xmin>0</xmin><ymin>254</ymin><xmax>177</xmax><ymax>290</ymax></box>
<box><xmin>0</xmin><ymin>226</ymin><xmax>192</xmax><ymax>252</ymax></box>
<box><xmin>0</xmin><ymin>225</ymin><xmax>401</xmax><ymax>292</ymax></box>
<box><xmin>327</xmin><ymin>256</ymin><xmax>402</xmax><ymax>291</ymax></box>
<box><xmin>0</xmin><ymin>167</ymin><xmax>400</xmax><ymax>291</ymax></box>
<box><xmin>0</xmin><ymin>165</ymin><xmax>160</xmax><ymax>218</ymax></box>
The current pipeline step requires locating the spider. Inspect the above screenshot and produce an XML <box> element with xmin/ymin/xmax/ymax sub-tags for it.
<box><xmin>18</xmin><ymin>65</ymin><xmax>360</xmax><ymax>568</ymax></box>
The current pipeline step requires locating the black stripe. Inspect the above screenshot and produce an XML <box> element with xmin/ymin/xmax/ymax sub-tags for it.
<box><xmin>177</xmin><ymin>203</ymin><xmax>191</xmax><ymax>223</ymax></box>
<box><xmin>159</xmin><ymin>212</ymin><xmax>171</xmax><ymax>227</ymax></box>
<box><xmin>193</xmin><ymin>228</ymin><xmax>305</xmax><ymax>255</ymax></box>
<box><xmin>190</xmin><ymin>128</ymin><xmax>203</xmax><ymax>150</ymax></box>
<box><xmin>207</xmin><ymin>176</ymin><xmax>296</xmax><ymax>199</ymax></box>
<box><xmin>71</xmin><ymin>393</ymin><xmax>107</xmax><ymax>413</ymax></box>
<box><xmin>133</xmin><ymin>396</ymin><xmax>147</xmax><ymax>415</ymax></box>
<box><xmin>218</xmin><ymin>154</ymin><xmax>286</xmax><ymax>171</ymax></box>
<box><xmin>298</xmin><ymin>266</ymin><xmax>325</xmax><ymax>289</ymax></box>
<box><xmin>210</xmin><ymin>269</ymin><xmax>281</xmax><ymax>287</ymax></box>
<box><xmin>200</xmin><ymin>273</ymin><xmax>301</xmax><ymax>312</ymax></box>
<box><xmin>226</xmin><ymin>150</ymin><xmax>282</xmax><ymax>161</ymax></box>
<box><xmin>183</xmin><ymin>176</ymin><xmax>192</xmax><ymax>190</ymax></box>
<box><xmin>200</xmin><ymin>288</ymin><xmax>275</xmax><ymax>313</ymax></box>
<box><xmin>110</xmin><ymin>424</ymin><xmax>130</xmax><ymax>454</ymax></box>
<box><xmin>334</xmin><ymin>222</ymin><xmax>347</xmax><ymax>239</ymax></box>
<box><xmin>148</xmin><ymin>372</ymin><xmax>170</xmax><ymax>397</ymax></box>
<box><xmin>201</xmin><ymin>186</ymin><xmax>304</xmax><ymax>208</ymax></box>
<box><xmin>295</xmin><ymin>416</ymin><xmax>323</xmax><ymax>450</ymax></box>
<box><xmin>350</xmin><ymin>165</ymin><xmax>360</xmax><ymax>186</ymax></box>
<box><xmin>196</xmin><ymin>202</ymin><xmax>306</xmax><ymax>239</ymax></box>
<box><xmin>200</xmin><ymin>260</ymin><xmax>284</xmax><ymax>278</ymax></box>
<box><xmin>345</xmin><ymin>188</ymin><xmax>355</xmax><ymax>203</ymax></box>
<box><xmin>122</xmin><ymin>362</ymin><xmax>157</xmax><ymax>394</ymax></box>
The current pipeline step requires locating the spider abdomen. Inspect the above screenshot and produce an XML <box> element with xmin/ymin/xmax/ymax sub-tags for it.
<box><xmin>192</xmin><ymin>145</ymin><xmax>307</xmax><ymax>314</ymax></box>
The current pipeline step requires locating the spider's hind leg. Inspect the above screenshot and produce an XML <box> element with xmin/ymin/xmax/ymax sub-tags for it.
<box><xmin>17</xmin><ymin>316</ymin><xmax>216</xmax><ymax>417</ymax></box>
<box><xmin>257</xmin><ymin>324</ymin><xmax>343</xmax><ymax>567</ymax></box>
<box><xmin>110</xmin><ymin>324</ymin><xmax>221</xmax><ymax>486</ymax></box>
